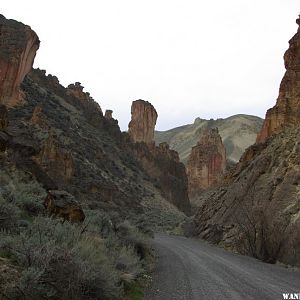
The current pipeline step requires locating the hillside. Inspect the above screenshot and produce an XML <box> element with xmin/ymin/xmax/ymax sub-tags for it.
<box><xmin>155</xmin><ymin>114</ymin><xmax>263</xmax><ymax>164</ymax></box>
<box><xmin>194</xmin><ymin>16</ymin><xmax>300</xmax><ymax>267</ymax></box>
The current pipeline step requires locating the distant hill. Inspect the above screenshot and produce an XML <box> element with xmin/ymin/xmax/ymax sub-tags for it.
<box><xmin>154</xmin><ymin>114</ymin><xmax>264</xmax><ymax>164</ymax></box>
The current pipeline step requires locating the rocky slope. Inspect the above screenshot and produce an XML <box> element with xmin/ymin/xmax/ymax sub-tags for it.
<box><xmin>0</xmin><ymin>15</ymin><xmax>187</xmax><ymax>223</ymax></box>
<box><xmin>194</xmin><ymin>16</ymin><xmax>300</xmax><ymax>267</ymax></box>
<box><xmin>187</xmin><ymin>128</ymin><xmax>226</xmax><ymax>199</ymax></box>
<box><xmin>155</xmin><ymin>114</ymin><xmax>263</xmax><ymax>164</ymax></box>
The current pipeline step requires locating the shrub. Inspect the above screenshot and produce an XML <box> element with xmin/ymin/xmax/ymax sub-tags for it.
<box><xmin>115</xmin><ymin>221</ymin><xmax>149</xmax><ymax>260</ymax></box>
<box><xmin>0</xmin><ymin>217</ymin><xmax>121</xmax><ymax>300</ymax></box>
<box><xmin>0</xmin><ymin>169</ymin><xmax>46</xmax><ymax>218</ymax></box>
<box><xmin>115</xmin><ymin>246</ymin><xmax>143</xmax><ymax>282</ymax></box>
<box><xmin>0</xmin><ymin>196</ymin><xmax>20</xmax><ymax>232</ymax></box>
<box><xmin>83</xmin><ymin>210</ymin><xmax>116</xmax><ymax>238</ymax></box>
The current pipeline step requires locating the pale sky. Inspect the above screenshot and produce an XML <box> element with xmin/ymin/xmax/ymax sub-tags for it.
<box><xmin>2</xmin><ymin>1</ymin><xmax>300</xmax><ymax>130</ymax></box>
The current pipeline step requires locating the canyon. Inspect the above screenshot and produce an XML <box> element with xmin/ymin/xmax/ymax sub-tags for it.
<box><xmin>0</xmin><ymin>10</ymin><xmax>300</xmax><ymax>300</ymax></box>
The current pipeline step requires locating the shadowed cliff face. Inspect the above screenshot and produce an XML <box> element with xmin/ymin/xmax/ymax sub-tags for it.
<box><xmin>187</xmin><ymin>128</ymin><xmax>226</xmax><ymax>198</ymax></box>
<box><xmin>128</xmin><ymin>100</ymin><xmax>191</xmax><ymax>215</ymax></box>
<box><xmin>0</xmin><ymin>15</ymin><xmax>39</xmax><ymax>107</ymax></box>
<box><xmin>5</xmin><ymin>68</ymin><xmax>145</xmax><ymax>213</ymax></box>
<box><xmin>194</xmin><ymin>17</ymin><xmax>300</xmax><ymax>267</ymax></box>
<box><xmin>257</xmin><ymin>17</ymin><xmax>300</xmax><ymax>143</ymax></box>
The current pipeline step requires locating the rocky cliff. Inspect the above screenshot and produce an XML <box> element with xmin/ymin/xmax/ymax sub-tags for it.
<box><xmin>257</xmin><ymin>17</ymin><xmax>300</xmax><ymax>143</ymax></box>
<box><xmin>0</xmin><ymin>15</ymin><xmax>39</xmax><ymax>107</ymax></box>
<box><xmin>187</xmin><ymin>128</ymin><xmax>226</xmax><ymax>198</ymax></box>
<box><xmin>0</xmin><ymin>15</ymin><xmax>186</xmax><ymax>225</ymax></box>
<box><xmin>128</xmin><ymin>100</ymin><xmax>157</xmax><ymax>144</ymax></box>
<box><xmin>194</xmin><ymin>16</ymin><xmax>300</xmax><ymax>267</ymax></box>
<box><xmin>128</xmin><ymin>100</ymin><xmax>191</xmax><ymax>215</ymax></box>
<box><xmin>155</xmin><ymin>114</ymin><xmax>263</xmax><ymax>164</ymax></box>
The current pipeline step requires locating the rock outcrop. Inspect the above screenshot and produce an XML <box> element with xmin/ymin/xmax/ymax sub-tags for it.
<box><xmin>105</xmin><ymin>109</ymin><xmax>113</xmax><ymax>119</ymax></box>
<box><xmin>0</xmin><ymin>15</ymin><xmax>39</xmax><ymax>107</ymax></box>
<box><xmin>128</xmin><ymin>100</ymin><xmax>191</xmax><ymax>214</ymax></box>
<box><xmin>44</xmin><ymin>190</ymin><xmax>85</xmax><ymax>223</ymax></box>
<box><xmin>128</xmin><ymin>100</ymin><xmax>157</xmax><ymax>144</ymax></box>
<box><xmin>66</xmin><ymin>82</ymin><xmax>97</xmax><ymax>104</ymax></box>
<box><xmin>34</xmin><ymin>130</ymin><xmax>75</xmax><ymax>182</ymax></box>
<box><xmin>187</xmin><ymin>128</ymin><xmax>226</xmax><ymax>198</ymax></box>
<box><xmin>194</xmin><ymin>16</ymin><xmax>300</xmax><ymax>267</ymax></box>
<box><xmin>257</xmin><ymin>16</ymin><xmax>300</xmax><ymax>143</ymax></box>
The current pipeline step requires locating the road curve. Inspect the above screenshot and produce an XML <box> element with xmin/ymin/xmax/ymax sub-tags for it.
<box><xmin>143</xmin><ymin>234</ymin><xmax>300</xmax><ymax>300</ymax></box>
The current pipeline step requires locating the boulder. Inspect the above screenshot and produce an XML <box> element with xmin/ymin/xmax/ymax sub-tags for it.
<box><xmin>44</xmin><ymin>190</ymin><xmax>85</xmax><ymax>223</ymax></box>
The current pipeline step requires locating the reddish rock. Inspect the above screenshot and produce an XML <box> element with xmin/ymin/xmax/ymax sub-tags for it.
<box><xmin>44</xmin><ymin>190</ymin><xmax>85</xmax><ymax>223</ymax></box>
<box><xmin>0</xmin><ymin>15</ymin><xmax>39</xmax><ymax>107</ymax></box>
<box><xmin>128</xmin><ymin>100</ymin><xmax>158</xmax><ymax>144</ymax></box>
<box><xmin>187</xmin><ymin>128</ymin><xmax>226</xmax><ymax>197</ymax></box>
<box><xmin>257</xmin><ymin>16</ymin><xmax>300</xmax><ymax>143</ymax></box>
<box><xmin>128</xmin><ymin>100</ymin><xmax>190</xmax><ymax>214</ymax></box>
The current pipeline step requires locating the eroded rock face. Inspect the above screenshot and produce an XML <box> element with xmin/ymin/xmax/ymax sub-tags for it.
<box><xmin>0</xmin><ymin>15</ymin><xmax>39</xmax><ymax>107</ymax></box>
<box><xmin>34</xmin><ymin>130</ymin><xmax>75</xmax><ymax>182</ymax></box>
<box><xmin>132</xmin><ymin>141</ymin><xmax>191</xmax><ymax>215</ymax></box>
<box><xmin>257</xmin><ymin>16</ymin><xmax>300</xmax><ymax>143</ymax></box>
<box><xmin>128</xmin><ymin>100</ymin><xmax>157</xmax><ymax>144</ymax></box>
<box><xmin>187</xmin><ymin>128</ymin><xmax>226</xmax><ymax>197</ymax></box>
<box><xmin>128</xmin><ymin>100</ymin><xmax>191</xmax><ymax>214</ymax></box>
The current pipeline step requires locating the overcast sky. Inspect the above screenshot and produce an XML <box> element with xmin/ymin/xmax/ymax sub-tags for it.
<box><xmin>2</xmin><ymin>1</ymin><xmax>300</xmax><ymax>130</ymax></box>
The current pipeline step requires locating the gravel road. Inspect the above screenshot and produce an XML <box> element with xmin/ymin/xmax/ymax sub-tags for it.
<box><xmin>143</xmin><ymin>234</ymin><xmax>300</xmax><ymax>300</ymax></box>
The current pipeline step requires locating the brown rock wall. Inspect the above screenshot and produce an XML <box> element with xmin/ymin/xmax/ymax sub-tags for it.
<box><xmin>187</xmin><ymin>128</ymin><xmax>226</xmax><ymax>197</ymax></box>
<box><xmin>0</xmin><ymin>15</ymin><xmax>39</xmax><ymax>107</ymax></box>
<box><xmin>257</xmin><ymin>17</ymin><xmax>300</xmax><ymax>143</ymax></box>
